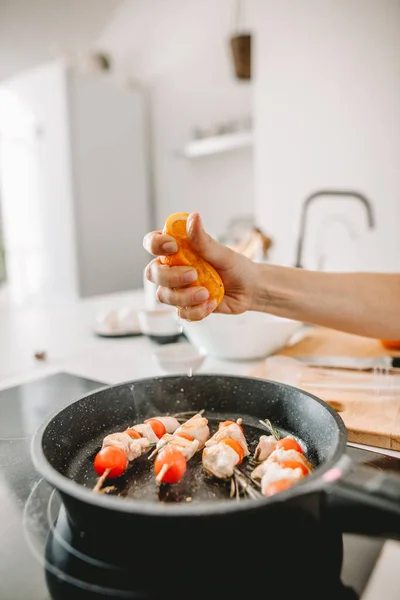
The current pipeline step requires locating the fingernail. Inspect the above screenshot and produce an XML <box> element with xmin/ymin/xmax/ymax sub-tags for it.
<box><xmin>207</xmin><ymin>300</ymin><xmax>218</xmax><ymax>312</ymax></box>
<box><xmin>162</xmin><ymin>241</ymin><xmax>178</xmax><ymax>253</ymax></box>
<box><xmin>194</xmin><ymin>288</ymin><xmax>209</xmax><ymax>302</ymax></box>
<box><xmin>183</xmin><ymin>269</ymin><xmax>197</xmax><ymax>283</ymax></box>
<box><xmin>187</xmin><ymin>212</ymin><xmax>202</xmax><ymax>237</ymax></box>
<box><xmin>145</xmin><ymin>264</ymin><xmax>153</xmax><ymax>282</ymax></box>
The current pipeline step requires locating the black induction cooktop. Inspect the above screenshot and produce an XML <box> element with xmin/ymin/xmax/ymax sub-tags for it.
<box><xmin>0</xmin><ymin>372</ymin><xmax>399</xmax><ymax>600</ymax></box>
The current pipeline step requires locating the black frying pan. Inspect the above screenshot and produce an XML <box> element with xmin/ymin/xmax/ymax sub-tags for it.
<box><xmin>31</xmin><ymin>374</ymin><xmax>400</xmax><ymax>599</ymax></box>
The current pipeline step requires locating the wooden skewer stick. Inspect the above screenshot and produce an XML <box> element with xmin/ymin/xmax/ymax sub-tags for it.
<box><xmin>148</xmin><ymin>438</ymin><xmax>169</xmax><ymax>460</ymax></box>
<box><xmin>93</xmin><ymin>468</ymin><xmax>111</xmax><ymax>493</ymax></box>
<box><xmin>156</xmin><ymin>463</ymin><xmax>169</xmax><ymax>484</ymax></box>
<box><xmin>148</xmin><ymin>447</ymin><xmax>158</xmax><ymax>460</ymax></box>
<box><xmin>172</xmin><ymin>408</ymin><xmax>205</xmax><ymax>422</ymax></box>
<box><xmin>99</xmin><ymin>485</ymin><xmax>118</xmax><ymax>495</ymax></box>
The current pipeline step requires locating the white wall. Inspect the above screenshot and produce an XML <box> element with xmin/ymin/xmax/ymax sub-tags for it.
<box><xmin>69</xmin><ymin>69</ymin><xmax>150</xmax><ymax>295</ymax></box>
<box><xmin>97</xmin><ymin>0</ymin><xmax>254</xmax><ymax>237</ymax></box>
<box><xmin>0</xmin><ymin>62</ymin><xmax>78</xmax><ymax>304</ymax></box>
<box><xmin>0</xmin><ymin>61</ymin><xmax>150</xmax><ymax>304</ymax></box>
<box><xmin>252</xmin><ymin>0</ymin><xmax>400</xmax><ymax>271</ymax></box>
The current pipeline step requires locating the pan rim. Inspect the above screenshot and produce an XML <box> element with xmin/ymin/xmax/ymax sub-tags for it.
<box><xmin>30</xmin><ymin>373</ymin><xmax>348</xmax><ymax>516</ymax></box>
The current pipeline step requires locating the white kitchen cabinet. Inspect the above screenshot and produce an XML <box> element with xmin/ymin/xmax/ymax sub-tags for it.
<box><xmin>0</xmin><ymin>60</ymin><xmax>149</xmax><ymax>305</ymax></box>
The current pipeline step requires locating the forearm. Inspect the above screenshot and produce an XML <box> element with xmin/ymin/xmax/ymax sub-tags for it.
<box><xmin>251</xmin><ymin>264</ymin><xmax>400</xmax><ymax>339</ymax></box>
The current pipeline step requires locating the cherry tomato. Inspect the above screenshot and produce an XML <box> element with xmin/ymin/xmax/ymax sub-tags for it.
<box><xmin>125</xmin><ymin>428</ymin><xmax>142</xmax><ymax>439</ymax></box>
<box><xmin>175</xmin><ymin>431</ymin><xmax>194</xmax><ymax>441</ymax></box>
<box><xmin>94</xmin><ymin>446</ymin><xmax>127</xmax><ymax>478</ymax></box>
<box><xmin>265</xmin><ymin>479</ymin><xmax>294</xmax><ymax>497</ymax></box>
<box><xmin>275</xmin><ymin>437</ymin><xmax>304</xmax><ymax>454</ymax></box>
<box><xmin>218</xmin><ymin>420</ymin><xmax>244</xmax><ymax>433</ymax></box>
<box><xmin>221</xmin><ymin>438</ymin><xmax>244</xmax><ymax>464</ymax></box>
<box><xmin>154</xmin><ymin>446</ymin><xmax>187</xmax><ymax>484</ymax></box>
<box><xmin>279</xmin><ymin>459</ymin><xmax>309</xmax><ymax>477</ymax></box>
<box><xmin>145</xmin><ymin>418</ymin><xmax>167</xmax><ymax>439</ymax></box>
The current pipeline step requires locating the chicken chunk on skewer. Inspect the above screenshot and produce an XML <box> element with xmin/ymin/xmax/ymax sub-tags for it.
<box><xmin>152</xmin><ymin>416</ymin><xmax>182</xmax><ymax>433</ymax></box>
<box><xmin>102</xmin><ymin>432</ymin><xmax>150</xmax><ymax>462</ymax></box>
<box><xmin>202</xmin><ymin>419</ymin><xmax>249</xmax><ymax>480</ymax></box>
<box><xmin>173</xmin><ymin>413</ymin><xmax>210</xmax><ymax>448</ymax></box>
<box><xmin>157</xmin><ymin>433</ymin><xmax>199</xmax><ymax>461</ymax></box>
<box><xmin>154</xmin><ymin>413</ymin><xmax>210</xmax><ymax>455</ymax></box>
<box><xmin>259</xmin><ymin>460</ymin><xmax>306</xmax><ymax>496</ymax></box>
<box><xmin>205</xmin><ymin>421</ymin><xmax>250</xmax><ymax>455</ymax></box>
<box><xmin>251</xmin><ymin>447</ymin><xmax>313</xmax><ymax>481</ymax></box>
<box><xmin>153</xmin><ymin>413</ymin><xmax>210</xmax><ymax>485</ymax></box>
<box><xmin>254</xmin><ymin>434</ymin><xmax>278</xmax><ymax>462</ymax></box>
<box><xmin>251</xmin><ymin>435</ymin><xmax>314</xmax><ymax>497</ymax></box>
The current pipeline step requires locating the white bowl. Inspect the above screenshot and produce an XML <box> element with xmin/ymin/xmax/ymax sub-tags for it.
<box><xmin>137</xmin><ymin>308</ymin><xmax>183</xmax><ymax>343</ymax></box>
<box><xmin>152</xmin><ymin>342</ymin><xmax>206</xmax><ymax>375</ymax></box>
<box><xmin>182</xmin><ymin>312</ymin><xmax>304</xmax><ymax>361</ymax></box>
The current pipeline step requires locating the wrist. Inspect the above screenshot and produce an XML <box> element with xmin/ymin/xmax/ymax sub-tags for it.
<box><xmin>248</xmin><ymin>263</ymin><xmax>299</xmax><ymax>315</ymax></box>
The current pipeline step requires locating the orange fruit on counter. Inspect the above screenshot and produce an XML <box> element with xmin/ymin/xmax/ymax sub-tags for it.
<box><xmin>380</xmin><ymin>340</ymin><xmax>400</xmax><ymax>350</ymax></box>
<box><xmin>159</xmin><ymin>212</ymin><xmax>224</xmax><ymax>308</ymax></box>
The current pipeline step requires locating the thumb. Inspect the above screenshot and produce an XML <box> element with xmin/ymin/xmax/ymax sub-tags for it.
<box><xmin>186</xmin><ymin>213</ymin><xmax>234</xmax><ymax>270</ymax></box>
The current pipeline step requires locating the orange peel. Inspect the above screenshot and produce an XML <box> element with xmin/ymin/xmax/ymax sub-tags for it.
<box><xmin>159</xmin><ymin>212</ymin><xmax>224</xmax><ymax>308</ymax></box>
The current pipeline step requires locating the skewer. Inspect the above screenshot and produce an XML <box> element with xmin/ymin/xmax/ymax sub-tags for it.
<box><xmin>93</xmin><ymin>415</ymin><xmax>182</xmax><ymax>488</ymax></box>
<box><xmin>250</xmin><ymin>427</ymin><xmax>314</xmax><ymax>497</ymax></box>
<box><xmin>153</xmin><ymin>413</ymin><xmax>210</xmax><ymax>485</ymax></box>
<box><xmin>148</xmin><ymin>440</ymin><xmax>166</xmax><ymax>460</ymax></box>
<box><xmin>148</xmin><ymin>410</ymin><xmax>207</xmax><ymax>460</ymax></box>
<box><xmin>93</xmin><ymin>468</ymin><xmax>111</xmax><ymax>493</ymax></box>
<box><xmin>173</xmin><ymin>408</ymin><xmax>205</xmax><ymax>422</ymax></box>
<box><xmin>99</xmin><ymin>485</ymin><xmax>118</xmax><ymax>494</ymax></box>
<box><xmin>202</xmin><ymin>418</ymin><xmax>250</xmax><ymax>492</ymax></box>
<box><xmin>156</xmin><ymin>463</ymin><xmax>169</xmax><ymax>484</ymax></box>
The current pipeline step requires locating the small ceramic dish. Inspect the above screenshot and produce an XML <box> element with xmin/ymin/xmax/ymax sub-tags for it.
<box><xmin>93</xmin><ymin>306</ymin><xmax>142</xmax><ymax>337</ymax></box>
<box><xmin>152</xmin><ymin>342</ymin><xmax>206</xmax><ymax>375</ymax></box>
<box><xmin>137</xmin><ymin>308</ymin><xmax>183</xmax><ymax>344</ymax></box>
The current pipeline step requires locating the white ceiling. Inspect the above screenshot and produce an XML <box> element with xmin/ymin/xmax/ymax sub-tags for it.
<box><xmin>0</xmin><ymin>0</ymin><xmax>124</xmax><ymax>82</ymax></box>
<box><xmin>0</xmin><ymin>0</ymin><xmax>250</xmax><ymax>84</ymax></box>
<box><xmin>97</xmin><ymin>0</ymin><xmax>250</xmax><ymax>82</ymax></box>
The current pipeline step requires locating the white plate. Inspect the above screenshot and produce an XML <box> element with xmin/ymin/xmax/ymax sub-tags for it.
<box><xmin>93</xmin><ymin>324</ymin><xmax>142</xmax><ymax>338</ymax></box>
<box><xmin>93</xmin><ymin>307</ymin><xmax>142</xmax><ymax>338</ymax></box>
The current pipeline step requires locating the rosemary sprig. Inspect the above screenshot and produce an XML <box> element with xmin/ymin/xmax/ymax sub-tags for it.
<box><xmin>233</xmin><ymin>468</ymin><xmax>263</xmax><ymax>500</ymax></box>
<box><xmin>259</xmin><ymin>418</ymin><xmax>280</xmax><ymax>440</ymax></box>
<box><xmin>230</xmin><ymin>476</ymin><xmax>236</xmax><ymax>499</ymax></box>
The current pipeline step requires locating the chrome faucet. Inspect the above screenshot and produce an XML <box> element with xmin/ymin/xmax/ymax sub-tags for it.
<box><xmin>294</xmin><ymin>190</ymin><xmax>375</xmax><ymax>269</ymax></box>
<box><xmin>315</xmin><ymin>215</ymin><xmax>358</xmax><ymax>271</ymax></box>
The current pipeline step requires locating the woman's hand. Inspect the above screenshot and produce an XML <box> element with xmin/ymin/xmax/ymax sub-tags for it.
<box><xmin>143</xmin><ymin>213</ymin><xmax>257</xmax><ymax>321</ymax></box>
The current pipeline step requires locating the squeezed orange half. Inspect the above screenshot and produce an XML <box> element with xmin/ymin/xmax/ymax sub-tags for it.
<box><xmin>160</xmin><ymin>212</ymin><xmax>224</xmax><ymax>308</ymax></box>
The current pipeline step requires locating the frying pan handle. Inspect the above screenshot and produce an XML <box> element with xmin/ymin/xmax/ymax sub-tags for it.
<box><xmin>323</xmin><ymin>455</ymin><xmax>400</xmax><ymax>540</ymax></box>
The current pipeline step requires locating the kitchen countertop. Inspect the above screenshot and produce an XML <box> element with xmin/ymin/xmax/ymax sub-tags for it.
<box><xmin>0</xmin><ymin>288</ymin><xmax>261</xmax><ymax>390</ymax></box>
<box><xmin>0</xmin><ymin>286</ymin><xmax>400</xmax><ymax>598</ymax></box>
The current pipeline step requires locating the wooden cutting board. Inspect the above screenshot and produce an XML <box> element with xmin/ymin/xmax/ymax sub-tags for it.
<box><xmin>249</xmin><ymin>326</ymin><xmax>400</xmax><ymax>451</ymax></box>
